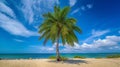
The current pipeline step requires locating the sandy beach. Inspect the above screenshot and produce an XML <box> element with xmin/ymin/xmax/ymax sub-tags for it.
<box><xmin>0</xmin><ymin>58</ymin><xmax>120</xmax><ymax>67</ymax></box>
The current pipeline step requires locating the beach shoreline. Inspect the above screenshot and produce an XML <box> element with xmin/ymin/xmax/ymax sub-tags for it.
<box><xmin>0</xmin><ymin>58</ymin><xmax>120</xmax><ymax>67</ymax></box>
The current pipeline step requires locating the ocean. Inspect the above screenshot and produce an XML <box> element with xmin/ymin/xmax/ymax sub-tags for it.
<box><xmin>0</xmin><ymin>53</ymin><xmax>120</xmax><ymax>59</ymax></box>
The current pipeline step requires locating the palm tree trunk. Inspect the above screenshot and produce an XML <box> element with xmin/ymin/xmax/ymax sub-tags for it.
<box><xmin>56</xmin><ymin>37</ymin><xmax>61</xmax><ymax>61</ymax></box>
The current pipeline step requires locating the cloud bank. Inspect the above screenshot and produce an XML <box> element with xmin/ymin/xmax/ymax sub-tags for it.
<box><xmin>69</xmin><ymin>0</ymin><xmax>77</xmax><ymax>7</ymax></box>
<box><xmin>29</xmin><ymin>35</ymin><xmax>120</xmax><ymax>53</ymax></box>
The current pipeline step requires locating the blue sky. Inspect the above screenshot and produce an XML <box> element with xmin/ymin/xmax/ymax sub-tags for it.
<box><xmin>0</xmin><ymin>0</ymin><xmax>120</xmax><ymax>53</ymax></box>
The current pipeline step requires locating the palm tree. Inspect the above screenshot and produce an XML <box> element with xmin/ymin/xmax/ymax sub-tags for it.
<box><xmin>38</xmin><ymin>6</ymin><xmax>82</xmax><ymax>61</ymax></box>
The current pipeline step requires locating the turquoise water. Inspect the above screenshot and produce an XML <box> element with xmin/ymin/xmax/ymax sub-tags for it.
<box><xmin>0</xmin><ymin>53</ymin><xmax>120</xmax><ymax>59</ymax></box>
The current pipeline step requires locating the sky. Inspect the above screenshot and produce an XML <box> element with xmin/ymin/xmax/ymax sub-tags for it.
<box><xmin>0</xmin><ymin>0</ymin><xmax>120</xmax><ymax>53</ymax></box>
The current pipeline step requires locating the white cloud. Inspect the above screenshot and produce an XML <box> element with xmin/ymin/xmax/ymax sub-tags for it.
<box><xmin>86</xmin><ymin>4</ymin><xmax>93</xmax><ymax>9</ymax></box>
<box><xmin>0</xmin><ymin>0</ymin><xmax>59</xmax><ymax>25</ymax></box>
<box><xmin>14</xmin><ymin>39</ymin><xmax>24</xmax><ymax>42</ymax></box>
<box><xmin>71</xmin><ymin>8</ymin><xmax>80</xmax><ymax>15</ymax></box>
<box><xmin>61</xmin><ymin>35</ymin><xmax>120</xmax><ymax>53</ymax></box>
<box><xmin>81</xmin><ymin>4</ymin><xmax>93</xmax><ymax>11</ymax></box>
<box><xmin>0</xmin><ymin>12</ymin><xmax>38</xmax><ymax>37</ymax></box>
<box><xmin>21</xmin><ymin>0</ymin><xmax>34</xmax><ymax>24</ymax></box>
<box><xmin>40</xmin><ymin>47</ymin><xmax>55</xmax><ymax>51</ymax></box>
<box><xmin>29</xmin><ymin>45</ymin><xmax>56</xmax><ymax>53</ymax></box>
<box><xmin>21</xmin><ymin>0</ymin><xmax>59</xmax><ymax>24</ymax></box>
<box><xmin>84</xmin><ymin>29</ymin><xmax>110</xmax><ymax>43</ymax></box>
<box><xmin>0</xmin><ymin>1</ymin><xmax>41</xmax><ymax>37</ymax></box>
<box><xmin>71</xmin><ymin>4</ymin><xmax>93</xmax><ymax>15</ymax></box>
<box><xmin>91</xmin><ymin>29</ymin><xmax>109</xmax><ymax>37</ymax></box>
<box><xmin>0</xmin><ymin>2</ymin><xmax>15</xmax><ymax>18</ymax></box>
<box><xmin>69</xmin><ymin>0</ymin><xmax>77</xmax><ymax>7</ymax></box>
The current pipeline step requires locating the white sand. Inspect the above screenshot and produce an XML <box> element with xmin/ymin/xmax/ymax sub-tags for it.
<box><xmin>0</xmin><ymin>58</ymin><xmax>120</xmax><ymax>67</ymax></box>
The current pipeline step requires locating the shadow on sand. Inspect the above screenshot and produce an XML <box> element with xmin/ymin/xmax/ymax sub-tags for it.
<box><xmin>48</xmin><ymin>59</ymin><xmax>88</xmax><ymax>65</ymax></box>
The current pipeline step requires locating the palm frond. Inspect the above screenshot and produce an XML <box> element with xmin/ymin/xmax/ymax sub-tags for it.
<box><xmin>60</xmin><ymin>6</ymin><xmax>70</xmax><ymax>20</ymax></box>
<box><xmin>73</xmin><ymin>26</ymin><xmax>82</xmax><ymax>34</ymax></box>
<box><xmin>38</xmin><ymin>6</ymin><xmax>82</xmax><ymax>46</ymax></box>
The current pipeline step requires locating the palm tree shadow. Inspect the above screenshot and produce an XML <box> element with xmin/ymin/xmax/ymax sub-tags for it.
<box><xmin>48</xmin><ymin>59</ymin><xmax>88</xmax><ymax>65</ymax></box>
